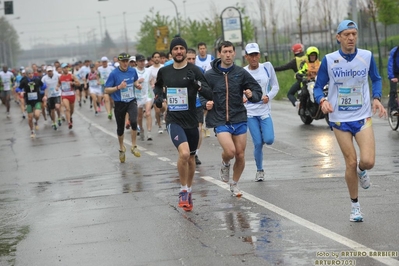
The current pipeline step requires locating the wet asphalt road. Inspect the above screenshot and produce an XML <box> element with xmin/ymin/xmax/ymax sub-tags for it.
<box><xmin>0</xmin><ymin>99</ymin><xmax>398</xmax><ymax>266</ymax></box>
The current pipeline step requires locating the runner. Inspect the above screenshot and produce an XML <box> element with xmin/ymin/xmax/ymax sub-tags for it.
<box><xmin>0</xmin><ymin>65</ymin><xmax>15</xmax><ymax>117</ymax></box>
<box><xmin>98</xmin><ymin>56</ymin><xmax>115</xmax><ymax>119</ymax></box>
<box><xmin>86</xmin><ymin>64</ymin><xmax>102</xmax><ymax>116</ymax></box>
<box><xmin>19</xmin><ymin>68</ymin><xmax>46</xmax><ymax>138</ymax></box>
<box><xmin>154</xmin><ymin>37</ymin><xmax>213</xmax><ymax>211</ymax></box>
<box><xmin>104</xmin><ymin>52</ymin><xmax>142</xmax><ymax>163</ymax></box>
<box><xmin>148</xmin><ymin>52</ymin><xmax>165</xmax><ymax>134</ymax></box>
<box><xmin>42</xmin><ymin>66</ymin><xmax>62</xmax><ymax>130</ymax></box>
<box><xmin>58</xmin><ymin>63</ymin><xmax>79</xmax><ymax>129</ymax></box>
<box><xmin>135</xmin><ymin>54</ymin><xmax>153</xmax><ymax>141</ymax></box>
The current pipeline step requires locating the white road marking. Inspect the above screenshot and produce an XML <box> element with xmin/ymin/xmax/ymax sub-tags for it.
<box><xmin>201</xmin><ymin>175</ymin><xmax>399</xmax><ymax>266</ymax></box>
<box><xmin>77</xmin><ymin>110</ymin><xmax>399</xmax><ymax>266</ymax></box>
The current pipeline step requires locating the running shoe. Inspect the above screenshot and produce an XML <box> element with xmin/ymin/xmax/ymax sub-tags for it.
<box><xmin>183</xmin><ymin>192</ymin><xmax>193</xmax><ymax>212</ymax></box>
<box><xmin>219</xmin><ymin>162</ymin><xmax>230</xmax><ymax>182</ymax></box>
<box><xmin>119</xmin><ymin>146</ymin><xmax>126</xmax><ymax>163</ymax></box>
<box><xmin>58</xmin><ymin>119</ymin><xmax>62</xmax><ymax>126</ymax></box>
<box><xmin>6</xmin><ymin>112</ymin><xmax>10</xmax><ymax>118</ymax></box>
<box><xmin>178</xmin><ymin>190</ymin><xmax>189</xmax><ymax>208</ymax></box>
<box><xmin>95</xmin><ymin>111</ymin><xmax>98</xmax><ymax>116</ymax></box>
<box><xmin>147</xmin><ymin>133</ymin><xmax>152</xmax><ymax>141</ymax></box>
<box><xmin>79</xmin><ymin>101</ymin><xmax>82</xmax><ymax>107</ymax></box>
<box><xmin>61</xmin><ymin>115</ymin><xmax>66</xmax><ymax>121</ymax></box>
<box><xmin>90</xmin><ymin>104</ymin><xmax>93</xmax><ymax>109</ymax></box>
<box><xmin>230</xmin><ymin>183</ymin><xmax>243</xmax><ymax>197</ymax></box>
<box><xmin>68</xmin><ymin>122</ymin><xmax>73</xmax><ymax>129</ymax></box>
<box><xmin>34</xmin><ymin>121</ymin><xmax>39</xmax><ymax>130</ymax></box>
<box><xmin>131</xmin><ymin>146</ymin><xmax>141</xmax><ymax>157</ymax></box>
<box><xmin>255</xmin><ymin>170</ymin><xmax>264</xmax><ymax>182</ymax></box>
<box><xmin>97</xmin><ymin>107</ymin><xmax>101</xmax><ymax>112</ymax></box>
<box><xmin>108</xmin><ymin>113</ymin><xmax>112</xmax><ymax>120</ymax></box>
<box><xmin>22</xmin><ymin>113</ymin><xmax>26</xmax><ymax>119</ymax></box>
<box><xmin>52</xmin><ymin>124</ymin><xmax>57</xmax><ymax>131</ymax></box>
<box><xmin>140</xmin><ymin>132</ymin><xmax>145</xmax><ymax>141</ymax></box>
<box><xmin>350</xmin><ymin>206</ymin><xmax>363</xmax><ymax>222</ymax></box>
<box><xmin>30</xmin><ymin>130</ymin><xmax>35</xmax><ymax>139</ymax></box>
<box><xmin>357</xmin><ymin>162</ymin><xmax>370</xmax><ymax>189</ymax></box>
<box><xmin>158</xmin><ymin>127</ymin><xmax>163</xmax><ymax>134</ymax></box>
<box><xmin>195</xmin><ymin>155</ymin><xmax>201</xmax><ymax>165</ymax></box>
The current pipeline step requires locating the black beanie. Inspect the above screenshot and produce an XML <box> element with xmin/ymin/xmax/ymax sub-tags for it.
<box><xmin>169</xmin><ymin>37</ymin><xmax>187</xmax><ymax>53</ymax></box>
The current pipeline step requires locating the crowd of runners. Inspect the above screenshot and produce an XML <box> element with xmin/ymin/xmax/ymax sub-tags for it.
<box><xmin>0</xmin><ymin>20</ymin><xmax>388</xmax><ymax>219</ymax></box>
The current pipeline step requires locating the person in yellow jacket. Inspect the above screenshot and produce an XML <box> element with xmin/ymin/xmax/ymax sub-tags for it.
<box><xmin>295</xmin><ymin>46</ymin><xmax>321</xmax><ymax>115</ymax></box>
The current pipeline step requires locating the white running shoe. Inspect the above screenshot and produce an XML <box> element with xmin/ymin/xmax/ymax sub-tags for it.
<box><xmin>219</xmin><ymin>162</ymin><xmax>230</xmax><ymax>182</ymax></box>
<box><xmin>158</xmin><ymin>127</ymin><xmax>163</xmax><ymax>134</ymax></box>
<box><xmin>230</xmin><ymin>183</ymin><xmax>243</xmax><ymax>197</ymax></box>
<box><xmin>357</xmin><ymin>161</ymin><xmax>370</xmax><ymax>189</ymax></box>
<box><xmin>255</xmin><ymin>170</ymin><xmax>264</xmax><ymax>182</ymax></box>
<box><xmin>350</xmin><ymin>205</ymin><xmax>363</xmax><ymax>222</ymax></box>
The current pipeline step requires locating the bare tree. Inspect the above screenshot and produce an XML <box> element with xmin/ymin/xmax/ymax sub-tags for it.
<box><xmin>295</xmin><ymin>0</ymin><xmax>310</xmax><ymax>44</ymax></box>
<box><xmin>363</xmin><ymin>0</ymin><xmax>383</xmax><ymax>74</ymax></box>
<box><xmin>257</xmin><ymin>0</ymin><xmax>269</xmax><ymax>53</ymax></box>
<box><xmin>268</xmin><ymin>0</ymin><xmax>279</xmax><ymax>62</ymax></box>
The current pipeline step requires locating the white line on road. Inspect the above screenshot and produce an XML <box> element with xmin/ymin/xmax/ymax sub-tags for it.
<box><xmin>201</xmin><ymin>175</ymin><xmax>399</xmax><ymax>266</ymax></box>
<box><xmin>77</xmin><ymin>110</ymin><xmax>399</xmax><ymax>266</ymax></box>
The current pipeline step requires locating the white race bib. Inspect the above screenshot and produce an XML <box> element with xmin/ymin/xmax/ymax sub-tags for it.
<box><xmin>338</xmin><ymin>87</ymin><xmax>362</xmax><ymax>111</ymax></box>
<box><xmin>167</xmin><ymin>87</ymin><xmax>188</xmax><ymax>111</ymax></box>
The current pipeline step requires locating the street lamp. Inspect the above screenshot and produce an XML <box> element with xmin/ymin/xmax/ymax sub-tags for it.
<box><xmin>167</xmin><ymin>0</ymin><xmax>180</xmax><ymax>36</ymax></box>
<box><xmin>123</xmin><ymin>12</ymin><xmax>128</xmax><ymax>53</ymax></box>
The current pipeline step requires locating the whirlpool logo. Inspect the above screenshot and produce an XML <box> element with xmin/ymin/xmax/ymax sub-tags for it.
<box><xmin>332</xmin><ymin>67</ymin><xmax>367</xmax><ymax>78</ymax></box>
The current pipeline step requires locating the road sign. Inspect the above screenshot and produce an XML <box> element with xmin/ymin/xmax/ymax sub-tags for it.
<box><xmin>220</xmin><ymin>7</ymin><xmax>243</xmax><ymax>44</ymax></box>
<box><xmin>155</xmin><ymin>26</ymin><xmax>169</xmax><ymax>51</ymax></box>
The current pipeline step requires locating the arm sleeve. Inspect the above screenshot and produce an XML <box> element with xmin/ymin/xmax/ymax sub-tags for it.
<box><xmin>314</xmin><ymin>57</ymin><xmax>329</xmax><ymax>104</ymax></box>
<box><xmin>387</xmin><ymin>47</ymin><xmax>396</xmax><ymax>80</ymax></box>
<box><xmin>369</xmin><ymin>55</ymin><xmax>382</xmax><ymax>98</ymax></box>
<box><xmin>274</xmin><ymin>59</ymin><xmax>295</xmax><ymax>72</ymax></box>
<box><xmin>264</xmin><ymin>62</ymin><xmax>279</xmax><ymax>100</ymax></box>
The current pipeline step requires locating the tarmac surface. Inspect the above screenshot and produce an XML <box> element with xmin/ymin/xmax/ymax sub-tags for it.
<box><xmin>0</xmin><ymin>99</ymin><xmax>398</xmax><ymax>266</ymax></box>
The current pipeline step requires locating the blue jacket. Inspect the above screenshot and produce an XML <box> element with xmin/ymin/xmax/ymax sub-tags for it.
<box><xmin>387</xmin><ymin>46</ymin><xmax>399</xmax><ymax>79</ymax></box>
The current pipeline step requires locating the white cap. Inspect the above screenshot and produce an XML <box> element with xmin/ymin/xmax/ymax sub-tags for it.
<box><xmin>46</xmin><ymin>66</ymin><xmax>53</xmax><ymax>72</ymax></box>
<box><xmin>101</xmin><ymin>56</ymin><xmax>109</xmax><ymax>62</ymax></box>
<box><xmin>245</xmin><ymin>43</ymin><xmax>260</xmax><ymax>54</ymax></box>
<box><xmin>21</xmin><ymin>69</ymin><xmax>26</xmax><ymax>73</ymax></box>
<box><xmin>129</xmin><ymin>56</ymin><xmax>136</xmax><ymax>62</ymax></box>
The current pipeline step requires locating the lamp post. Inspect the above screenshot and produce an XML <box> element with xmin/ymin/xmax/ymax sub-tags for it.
<box><xmin>167</xmin><ymin>0</ymin><xmax>180</xmax><ymax>36</ymax></box>
<box><xmin>97</xmin><ymin>11</ymin><xmax>103</xmax><ymax>41</ymax></box>
<box><xmin>123</xmin><ymin>12</ymin><xmax>128</xmax><ymax>53</ymax></box>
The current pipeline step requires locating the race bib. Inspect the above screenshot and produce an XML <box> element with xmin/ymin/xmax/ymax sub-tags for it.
<box><xmin>61</xmin><ymin>81</ymin><xmax>71</xmax><ymax>92</ymax></box>
<box><xmin>27</xmin><ymin>92</ymin><xmax>38</xmax><ymax>101</ymax></box>
<box><xmin>89</xmin><ymin>80</ymin><xmax>98</xmax><ymax>87</ymax></box>
<box><xmin>49</xmin><ymin>87</ymin><xmax>57</xmax><ymax>97</ymax></box>
<box><xmin>338</xmin><ymin>87</ymin><xmax>363</xmax><ymax>111</ymax></box>
<box><xmin>121</xmin><ymin>85</ymin><xmax>134</xmax><ymax>101</ymax></box>
<box><xmin>167</xmin><ymin>87</ymin><xmax>188</xmax><ymax>111</ymax></box>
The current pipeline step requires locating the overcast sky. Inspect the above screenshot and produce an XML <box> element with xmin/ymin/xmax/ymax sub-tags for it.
<box><xmin>7</xmin><ymin>0</ymin><xmax>349</xmax><ymax>50</ymax></box>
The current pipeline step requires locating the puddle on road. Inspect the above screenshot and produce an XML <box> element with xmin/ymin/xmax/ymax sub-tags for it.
<box><xmin>0</xmin><ymin>189</ymin><xmax>30</xmax><ymax>266</ymax></box>
<box><xmin>211</xmin><ymin>199</ymin><xmax>321</xmax><ymax>265</ymax></box>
